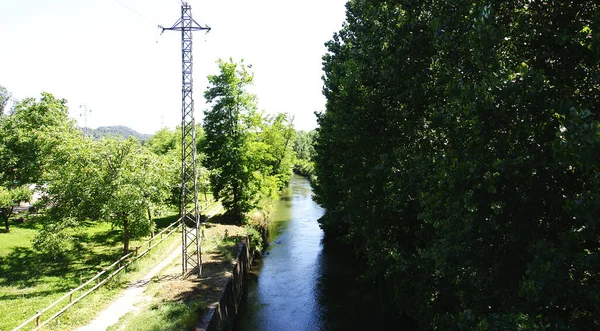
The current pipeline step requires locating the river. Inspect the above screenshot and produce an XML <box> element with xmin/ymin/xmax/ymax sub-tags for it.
<box><xmin>235</xmin><ymin>175</ymin><xmax>418</xmax><ymax>330</ymax></box>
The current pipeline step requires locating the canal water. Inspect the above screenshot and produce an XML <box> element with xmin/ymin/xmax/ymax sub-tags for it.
<box><xmin>235</xmin><ymin>175</ymin><xmax>418</xmax><ymax>331</ymax></box>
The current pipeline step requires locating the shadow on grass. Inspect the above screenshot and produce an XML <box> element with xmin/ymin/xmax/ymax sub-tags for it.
<box><xmin>0</xmin><ymin>246</ymin><xmax>73</xmax><ymax>289</ymax></box>
<box><xmin>4</xmin><ymin>213</ymin><xmax>42</xmax><ymax>231</ymax></box>
<box><xmin>153</xmin><ymin>273</ymin><xmax>182</xmax><ymax>283</ymax></box>
<box><xmin>154</xmin><ymin>213</ymin><xmax>179</xmax><ymax>230</ymax></box>
<box><xmin>79</xmin><ymin>228</ymin><xmax>122</xmax><ymax>247</ymax></box>
<box><xmin>0</xmin><ymin>230</ymin><xmax>124</xmax><ymax>291</ymax></box>
<box><xmin>205</xmin><ymin>213</ymin><xmax>242</xmax><ymax>225</ymax></box>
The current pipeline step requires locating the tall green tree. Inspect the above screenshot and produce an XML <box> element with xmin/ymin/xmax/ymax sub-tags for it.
<box><xmin>203</xmin><ymin>59</ymin><xmax>261</xmax><ymax>221</ymax></box>
<box><xmin>98</xmin><ymin>138</ymin><xmax>170</xmax><ymax>254</ymax></box>
<box><xmin>258</xmin><ymin>113</ymin><xmax>295</xmax><ymax>189</ymax></box>
<box><xmin>315</xmin><ymin>0</ymin><xmax>599</xmax><ymax>328</ymax></box>
<box><xmin>147</xmin><ymin>125</ymin><xmax>210</xmax><ymax>206</ymax></box>
<box><xmin>0</xmin><ymin>92</ymin><xmax>78</xmax><ymax>232</ymax></box>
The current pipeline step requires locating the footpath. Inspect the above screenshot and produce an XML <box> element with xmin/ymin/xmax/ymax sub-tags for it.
<box><xmin>77</xmin><ymin>242</ymin><xmax>182</xmax><ymax>331</ymax></box>
<box><xmin>77</xmin><ymin>205</ymin><xmax>222</xmax><ymax>331</ymax></box>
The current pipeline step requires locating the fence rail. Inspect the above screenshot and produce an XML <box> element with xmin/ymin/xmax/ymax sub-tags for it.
<box><xmin>12</xmin><ymin>198</ymin><xmax>216</xmax><ymax>331</ymax></box>
<box><xmin>12</xmin><ymin>199</ymin><xmax>215</xmax><ymax>331</ymax></box>
<box><xmin>12</xmin><ymin>220</ymin><xmax>179</xmax><ymax>331</ymax></box>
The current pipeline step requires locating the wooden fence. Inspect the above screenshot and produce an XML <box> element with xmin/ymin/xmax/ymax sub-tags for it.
<box><xmin>12</xmin><ymin>198</ymin><xmax>216</xmax><ymax>331</ymax></box>
<box><xmin>12</xmin><ymin>220</ymin><xmax>179</xmax><ymax>331</ymax></box>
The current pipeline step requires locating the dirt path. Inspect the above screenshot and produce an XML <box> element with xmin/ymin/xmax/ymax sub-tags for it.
<box><xmin>76</xmin><ymin>241</ymin><xmax>182</xmax><ymax>331</ymax></box>
<box><xmin>77</xmin><ymin>205</ymin><xmax>222</xmax><ymax>331</ymax></box>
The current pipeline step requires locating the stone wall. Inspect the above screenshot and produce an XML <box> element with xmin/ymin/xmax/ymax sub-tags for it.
<box><xmin>196</xmin><ymin>237</ymin><xmax>252</xmax><ymax>331</ymax></box>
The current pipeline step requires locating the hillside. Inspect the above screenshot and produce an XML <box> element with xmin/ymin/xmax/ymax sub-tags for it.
<box><xmin>84</xmin><ymin>126</ymin><xmax>152</xmax><ymax>142</ymax></box>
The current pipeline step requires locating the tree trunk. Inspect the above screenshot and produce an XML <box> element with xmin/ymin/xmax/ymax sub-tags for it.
<box><xmin>232</xmin><ymin>181</ymin><xmax>240</xmax><ymax>221</ymax></box>
<box><xmin>1</xmin><ymin>207</ymin><xmax>12</xmax><ymax>232</ymax></box>
<box><xmin>147</xmin><ymin>206</ymin><xmax>154</xmax><ymax>238</ymax></box>
<box><xmin>2</xmin><ymin>214</ymin><xmax>9</xmax><ymax>233</ymax></box>
<box><xmin>123</xmin><ymin>215</ymin><xmax>130</xmax><ymax>256</ymax></box>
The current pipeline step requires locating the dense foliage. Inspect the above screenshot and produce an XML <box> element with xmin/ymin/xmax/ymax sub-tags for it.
<box><xmin>292</xmin><ymin>130</ymin><xmax>317</xmax><ymax>179</ymax></box>
<box><xmin>0</xmin><ymin>93</ymin><xmax>78</xmax><ymax>232</ymax></box>
<box><xmin>0</xmin><ymin>90</ymin><xmax>172</xmax><ymax>255</ymax></box>
<box><xmin>293</xmin><ymin>130</ymin><xmax>316</xmax><ymax>161</ymax></box>
<box><xmin>146</xmin><ymin>125</ymin><xmax>211</xmax><ymax>205</ymax></box>
<box><xmin>314</xmin><ymin>0</ymin><xmax>599</xmax><ymax>329</ymax></box>
<box><xmin>203</xmin><ymin>59</ymin><xmax>295</xmax><ymax>222</ymax></box>
<box><xmin>42</xmin><ymin>137</ymin><xmax>171</xmax><ymax>255</ymax></box>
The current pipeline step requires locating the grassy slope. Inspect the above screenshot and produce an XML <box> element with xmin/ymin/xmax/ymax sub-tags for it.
<box><xmin>107</xmin><ymin>203</ymin><xmax>247</xmax><ymax>331</ymax></box>
<box><xmin>0</xmin><ymin>212</ymin><xmax>181</xmax><ymax>331</ymax></box>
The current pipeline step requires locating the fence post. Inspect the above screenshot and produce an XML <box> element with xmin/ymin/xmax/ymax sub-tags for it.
<box><xmin>36</xmin><ymin>313</ymin><xmax>40</xmax><ymax>327</ymax></box>
<box><xmin>135</xmin><ymin>246</ymin><xmax>139</xmax><ymax>256</ymax></box>
<box><xmin>70</xmin><ymin>290</ymin><xmax>73</xmax><ymax>303</ymax></box>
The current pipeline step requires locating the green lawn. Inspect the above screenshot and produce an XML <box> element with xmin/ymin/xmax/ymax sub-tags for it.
<box><xmin>0</xmin><ymin>222</ymin><xmax>40</xmax><ymax>256</ymax></box>
<box><xmin>0</xmin><ymin>211</ymin><xmax>182</xmax><ymax>331</ymax></box>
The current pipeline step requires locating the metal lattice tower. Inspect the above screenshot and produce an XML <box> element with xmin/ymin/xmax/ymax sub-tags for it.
<box><xmin>161</xmin><ymin>2</ymin><xmax>210</xmax><ymax>277</ymax></box>
<box><xmin>79</xmin><ymin>104</ymin><xmax>92</xmax><ymax>135</ymax></box>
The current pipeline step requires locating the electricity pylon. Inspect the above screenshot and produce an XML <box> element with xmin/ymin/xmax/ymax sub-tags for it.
<box><xmin>79</xmin><ymin>104</ymin><xmax>92</xmax><ymax>136</ymax></box>
<box><xmin>160</xmin><ymin>2</ymin><xmax>210</xmax><ymax>277</ymax></box>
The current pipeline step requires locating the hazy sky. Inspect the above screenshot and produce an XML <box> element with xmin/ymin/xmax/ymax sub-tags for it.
<box><xmin>0</xmin><ymin>0</ymin><xmax>348</xmax><ymax>134</ymax></box>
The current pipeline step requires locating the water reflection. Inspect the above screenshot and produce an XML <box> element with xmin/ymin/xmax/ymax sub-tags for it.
<box><xmin>235</xmin><ymin>175</ymin><xmax>418</xmax><ymax>331</ymax></box>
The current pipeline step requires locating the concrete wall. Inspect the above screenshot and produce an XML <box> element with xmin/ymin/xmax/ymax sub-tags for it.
<box><xmin>196</xmin><ymin>237</ymin><xmax>252</xmax><ymax>331</ymax></box>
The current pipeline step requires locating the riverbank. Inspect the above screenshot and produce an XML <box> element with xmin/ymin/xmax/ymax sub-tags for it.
<box><xmin>104</xmin><ymin>217</ymin><xmax>250</xmax><ymax>331</ymax></box>
<box><xmin>293</xmin><ymin>160</ymin><xmax>315</xmax><ymax>183</ymax></box>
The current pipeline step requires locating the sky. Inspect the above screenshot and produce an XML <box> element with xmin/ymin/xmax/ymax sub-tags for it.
<box><xmin>0</xmin><ymin>0</ymin><xmax>348</xmax><ymax>134</ymax></box>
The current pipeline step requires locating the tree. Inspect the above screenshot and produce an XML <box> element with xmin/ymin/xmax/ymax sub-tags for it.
<box><xmin>203</xmin><ymin>58</ymin><xmax>261</xmax><ymax>221</ymax></box>
<box><xmin>147</xmin><ymin>127</ymin><xmax>179</xmax><ymax>155</ymax></box>
<box><xmin>43</xmin><ymin>137</ymin><xmax>171</xmax><ymax>255</ymax></box>
<box><xmin>0</xmin><ymin>186</ymin><xmax>31</xmax><ymax>232</ymax></box>
<box><xmin>0</xmin><ymin>92</ymin><xmax>78</xmax><ymax>234</ymax></box>
<box><xmin>98</xmin><ymin>138</ymin><xmax>170</xmax><ymax>254</ymax></box>
<box><xmin>147</xmin><ymin>125</ymin><xmax>210</xmax><ymax>206</ymax></box>
<box><xmin>257</xmin><ymin>113</ymin><xmax>295</xmax><ymax>189</ymax></box>
<box><xmin>315</xmin><ymin>0</ymin><xmax>599</xmax><ymax>328</ymax></box>
<box><xmin>0</xmin><ymin>92</ymin><xmax>79</xmax><ymax>187</ymax></box>
<box><xmin>293</xmin><ymin>129</ymin><xmax>316</xmax><ymax>161</ymax></box>
<box><xmin>0</xmin><ymin>85</ymin><xmax>12</xmax><ymax>116</ymax></box>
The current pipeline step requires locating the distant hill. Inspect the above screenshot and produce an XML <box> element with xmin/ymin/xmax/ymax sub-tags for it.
<box><xmin>83</xmin><ymin>126</ymin><xmax>152</xmax><ymax>142</ymax></box>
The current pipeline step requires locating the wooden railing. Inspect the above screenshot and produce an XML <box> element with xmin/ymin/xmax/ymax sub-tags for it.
<box><xmin>12</xmin><ymin>199</ymin><xmax>217</xmax><ymax>331</ymax></box>
<box><xmin>12</xmin><ymin>219</ymin><xmax>180</xmax><ymax>331</ymax></box>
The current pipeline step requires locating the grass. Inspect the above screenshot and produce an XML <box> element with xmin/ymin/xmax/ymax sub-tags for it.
<box><xmin>108</xmin><ymin>203</ymin><xmax>247</xmax><ymax>331</ymax></box>
<box><xmin>0</xmin><ymin>210</ymin><xmax>182</xmax><ymax>331</ymax></box>
<box><xmin>0</xmin><ymin>222</ymin><xmax>40</xmax><ymax>256</ymax></box>
<box><xmin>44</xmin><ymin>232</ymin><xmax>182</xmax><ymax>331</ymax></box>
<box><xmin>108</xmin><ymin>301</ymin><xmax>204</xmax><ymax>331</ymax></box>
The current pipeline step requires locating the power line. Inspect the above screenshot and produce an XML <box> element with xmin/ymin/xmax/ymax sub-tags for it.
<box><xmin>113</xmin><ymin>0</ymin><xmax>159</xmax><ymax>26</ymax></box>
